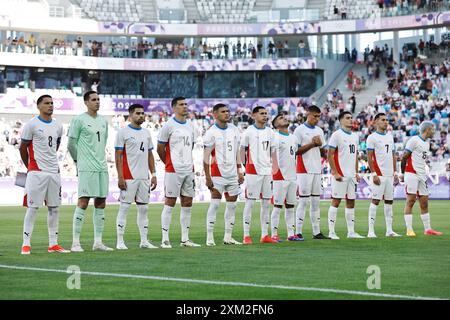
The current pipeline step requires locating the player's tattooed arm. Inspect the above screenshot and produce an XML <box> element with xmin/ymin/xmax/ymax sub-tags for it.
<box><xmin>19</xmin><ymin>139</ymin><xmax>31</xmax><ymax>168</ymax></box>
<box><xmin>148</xmin><ymin>151</ymin><xmax>157</xmax><ymax>191</ymax></box>
<box><xmin>115</xmin><ymin>149</ymin><xmax>126</xmax><ymax>190</ymax></box>
<box><xmin>203</xmin><ymin>147</ymin><xmax>213</xmax><ymax>190</ymax></box>
<box><xmin>67</xmin><ymin>137</ymin><xmax>78</xmax><ymax>162</ymax></box>
<box><xmin>367</xmin><ymin>149</ymin><xmax>380</xmax><ymax>185</ymax></box>
<box><xmin>400</xmin><ymin>150</ymin><xmax>412</xmax><ymax>174</ymax></box>
<box><xmin>157</xmin><ymin>142</ymin><xmax>166</xmax><ymax>164</ymax></box>
<box><xmin>56</xmin><ymin>137</ymin><xmax>61</xmax><ymax>151</ymax></box>
<box><xmin>297</xmin><ymin>135</ymin><xmax>321</xmax><ymax>155</ymax></box>
<box><xmin>327</xmin><ymin>147</ymin><xmax>343</xmax><ymax>181</ymax></box>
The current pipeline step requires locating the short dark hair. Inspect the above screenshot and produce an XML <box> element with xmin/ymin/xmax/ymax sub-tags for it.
<box><xmin>212</xmin><ymin>103</ymin><xmax>227</xmax><ymax>113</ymax></box>
<box><xmin>171</xmin><ymin>96</ymin><xmax>186</xmax><ymax>108</ymax></box>
<box><xmin>374</xmin><ymin>113</ymin><xmax>386</xmax><ymax>121</ymax></box>
<box><xmin>83</xmin><ymin>90</ymin><xmax>97</xmax><ymax>101</ymax></box>
<box><xmin>129</xmin><ymin>103</ymin><xmax>144</xmax><ymax>114</ymax></box>
<box><xmin>37</xmin><ymin>95</ymin><xmax>52</xmax><ymax>105</ymax></box>
<box><xmin>307</xmin><ymin>105</ymin><xmax>321</xmax><ymax>114</ymax></box>
<box><xmin>338</xmin><ymin>111</ymin><xmax>352</xmax><ymax>121</ymax></box>
<box><xmin>252</xmin><ymin>106</ymin><xmax>266</xmax><ymax>114</ymax></box>
<box><xmin>272</xmin><ymin>113</ymin><xmax>284</xmax><ymax>128</ymax></box>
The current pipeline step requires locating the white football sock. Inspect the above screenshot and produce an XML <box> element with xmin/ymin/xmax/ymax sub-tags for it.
<box><xmin>368</xmin><ymin>203</ymin><xmax>378</xmax><ymax>234</ymax></box>
<box><xmin>310</xmin><ymin>196</ymin><xmax>321</xmax><ymax>236</ymax></box>
<box><xmin>161</xmin><ymin>205</ymin><xmax>173</xmax><ymax>242</ymax></box>
<box><xmin>224</xmin><ymin>201</ymin><xmax>237</xmax><ymax>240</ymax></box>
<box><xmin>260</xmin><ymin>199</ymin><xmax>270</xmax><ymax>238</ymax></box>
<box><xmin>271</xmin><ymin>206</ymin><xmax>281</xmax><ymax>237</ymax></box>
<box><xmin>243</xmin><ymin>199</ymin><xmax>255</xmax><ymax>237</ymax></box>
<box><xmin>345</xmin><ymin>208</ymin><xmax>355</xmax><ymax>234</ymax></box>
<box><xmin>180</xmin><ymin>207</ymin><xmax>192</xmax><ymax>242</ymax></box>
<box><xmin>296</xmin><ymin>197</ymin><xmax>309</xmax><ymax>234</ymax></box>
<box><xmin>116</xmin><ymin>202</ymin><xmax>131</xmax><ymax>243</ymax></box>
<box><xmin>285</xmin><ymin>207</ymin><xmax>295</xmax><ymax>237</ymax></box>
<box><xmin>206</xmin><ymin>199</ymin><xmax>221</xmax><ymax>241</ymax></box>
<box><xmin>420</xmin><ymin>213</ymin><xmax>431</xmax><ymax>230</ymax></box>
<box><xmin>404</xmin><ymin>214</ymin><xmax>413</xmax><ymax>230</ymax></box>
<box><xmin>47</xmin><ymin>207</ymin><xmax>59</xmax><ymax>247</ymax></box>
<box><xmin>137</xmin><ymin>204</ymin><xmax>149</xmax><ymax>242</ymax></box>
<box><xmin>72</xmin><ymin>206</ymin><xmax>85</xmax><ymax>245</ymax></box>
<box><xmin>23</xmin><ymin>207</ymin><xmax>38</xmax><ymax>246</ymax></box>
<box><xmin>328</xmin><ymin>206</ymin><xmax>338</xmax><ymax>234</ymax></box>
<box><xmin>384</xmin><ymin>204</ymin><xmax>393</xmax><ymax>233</ymax></box>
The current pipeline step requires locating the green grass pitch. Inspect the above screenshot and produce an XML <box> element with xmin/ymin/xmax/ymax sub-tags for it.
<box><xmin>0</xmin><ymin>200</ymin><xmax>449</xmax><ymax>300</ymax></box>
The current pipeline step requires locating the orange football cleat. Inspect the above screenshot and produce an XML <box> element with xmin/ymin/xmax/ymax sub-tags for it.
<box><xmin>21</xmin><ymin>245</ymin><xmax>31</xmax><ymax>255</ymax></box>
<box><xmin>424</xmin><ymin>229</ymin><xmax>443</xmax><ymax>236</ymax></box>
<box><xmin>260</xmin><ymin>235</ymin><xmax>278</xmax><ymax>243</ymax></box>
<box><xmin>243</xmin><ymin>236</ymin><xmax>253</xmax><ymax>245</ymax></box>
<box><xmin>48</xmin><ymin>245</ymin><xmax>70</xmax><ymax>253</ymax></box>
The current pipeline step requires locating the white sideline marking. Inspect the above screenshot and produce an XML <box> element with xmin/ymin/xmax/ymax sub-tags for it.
<box><xmin>0</xmin><ymin>264</ymin><xmax>446</xmax><ymax>300</ymax></box>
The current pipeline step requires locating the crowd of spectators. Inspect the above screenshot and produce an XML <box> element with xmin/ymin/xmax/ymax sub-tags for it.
<box><xmin>0</xmin><ymin>35</ymin><xmax>311</xmax><ymax>60</ymax></box>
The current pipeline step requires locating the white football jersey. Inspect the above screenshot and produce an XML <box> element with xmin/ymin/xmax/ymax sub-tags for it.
<box><xmin>157</xmin><ymin>117</ymin><xmax>196</xmax><ymax>173</ymax></box>
<box><xmin>294</xmin><ymin>123</ymin><xmax>325</xmax><ymax>174</ymax></box>
<box><xmin>20</xmin><ymin>116</ymin><xmax>62</xmax><ymax>173</ymax></box>
<box><xmin>404</xmin><ymin>135</ymin><xmax>430</xmax><ymax>176</ymax></box>
<box><xmin>241</xmin><ymin>125</ymin><xmax>274</xmax><ymax>176</ymax></box>
<box><xmin>366</xmin><ymin>131</ymin><xmax>395</xmax><ymax>177</ymax></box>
<box><xmin>114</xmin><ymin>124</ymin><xmax>154</xmax><ymax>180</ymax></box>
<box><xmin>203</xmin><ymin>123</ymin><xmax>240</xmax><ymax>179</ymax></box>
<box><xmin>327</xmin><ymin>128</ymin><xmax>359</xmax><ymax>177</ymax></box>
<box><xmin>272</xmin><ymin>131</ymin><xmax>298</xmax><ymax>181</ymax></box>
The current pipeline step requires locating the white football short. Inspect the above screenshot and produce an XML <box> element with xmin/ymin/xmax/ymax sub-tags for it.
<box><xmin>371</xmin><ymin>176</ymin><xmax>394</xmax><ymax>201</ymax></box>
<box><xmin>297</xmin><ymin>173</ymin><xmax>322</xmax><ymax>197</ymax></box>
<box><xmin>331</xmin><ymin>176</ymin><xmax>357</xmax><ymax>200</ymax></box>
<box><xmin>404</xmin><ymin>173</ymin><xmax>428</xmax><ymax>196</ymax></box>
<box><xmin>212</xmin><ymin>176</ymin><xmax>241</xmax><ymax>196</ymax></box>
<box><xmin>245</xmin><ymin>174</ymin><xmax>272</xmax><ymax>200</ymax></box>
<box><xmin>164</xmin><ymin>172</ymin><xmax>195</xmax><ymax>198</ymax></box>
<box><xmin>24</xmin><ymin>171</ymin><xmax>61</xmax><ymax>208</ymax></box>
<box><xmin>273</xmin><ymin>180</ymin><xmax>297</xmax><ymax>205</ymax></box>
<box><xmin>119</xmin><ymin>179</ymin><xmax>150</xmax><ymax>203</ymax></box>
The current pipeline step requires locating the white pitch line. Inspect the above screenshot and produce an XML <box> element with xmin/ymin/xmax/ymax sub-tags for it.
<box><xmin>0</xmin><ymin>264</ymin><xmax>446</xmax><ymax>300</ymax></box>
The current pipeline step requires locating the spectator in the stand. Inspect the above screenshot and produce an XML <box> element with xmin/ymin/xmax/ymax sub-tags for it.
<box><xmin>333</xmin><ymin>5</ymin><xmax>339</xmax><ymax>18</ymax></box>
<box><xmin>340</xmin><ymin>2</ymin><xmax>347</xmax><ymax>19</ymax></box>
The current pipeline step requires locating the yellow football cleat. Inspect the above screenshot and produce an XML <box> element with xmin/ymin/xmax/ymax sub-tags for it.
<box><xmin>406</xmin><ymin>229</ymin><xmax>416</xmax><ymax>237</ymax></box>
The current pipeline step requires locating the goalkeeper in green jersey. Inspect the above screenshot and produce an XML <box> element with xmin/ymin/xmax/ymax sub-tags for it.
<box><xmin>68</xmin><ymin>91</ymin><xmax>113</xmax><ymax>252</ymax></box>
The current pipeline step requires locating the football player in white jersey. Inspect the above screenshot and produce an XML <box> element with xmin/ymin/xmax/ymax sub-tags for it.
<box><xmin>240</xmin><ymin>106</ymin><xmax>277</xmax><ymax>244</ymax></box>
<box><xmin>366</xmin><ymin>113</ymin><xmax>401</xmax><ymax>238</ymax></box>
<box><xmin>115</xmin><ymin>104</ymin><xmax>158</xmax><ymax>250</ymax></box>
<box><xmin>270</xmin><ymin>113</ymin><xmax>302</xmax><ymax>242</ymax></box>
<box><xmin>204</xmin><ymin>103</ymin><xmax>244</xmax><ymax>246</ymax></box>
<box><xmin>19</xmin><ymin>95</ymin><xmax>69</xmax><ymax>254</ymax></box>
<box><xmin>401</xmin><ymin>121</ymin><xmax>443</xmax><ymax>237</ymax></box>
<box><xmin>157</xmin><ymin>97</ymin><xmax>201</xmax><ymax>248</ymax></box>
<box><xmin>327</xmin><ymin>111</ymin><xmax>365</xmax><ymax>239</ymax></box>
<box><xmin>294</xmin><ymin>105</ymin><xmax>330</xmax><ymax>240</ymax></box>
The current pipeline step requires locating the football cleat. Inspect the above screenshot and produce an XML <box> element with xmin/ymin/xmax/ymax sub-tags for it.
<box><xmin>21</xmin><ymin>245</ymin><xmax>31</xmax><ymax>255</ymax></box>
<box><xmin>92</xmin><ymin>243</ymin><xmax>114</xmax><ymax>251</ymax></box>
<box><xmin>386</xmin><ymin>231</ymin><xmax>402</xmax><ymax>237</ymax></box>
<box><xmin>260</xmin><ymin>235</ymin><xmax>278</xmax><ymax>243</ymax></box>
<box><xmin>160</xmin><ymin>240</ymin><xmax>172</xmax><ymax>249</ymax></box>
<box><xmin>48</xmin><ymin>245</ymin><xmax>70</xmax><ymax>253</ymax></box>
<box><xmin>223</xmin><ymin>238</ymin><xmax>242</xmax><ymax>245</ymax></box>
<box><xmin>271</xmin><ymin>235</ymin><xmax>283</xmax><ymax>243</ymax></box>
<box><xmin>347</xmin><ymin>232</ymin><xmax>365</xmax><ymax>239</ymax></box>
<box><xmin>243</xmin><ymin>236</ymin><xmax>253</xmax><ymax>245</ymax></box>
<box><xmin>312</xmin><ymin>232</ymin><xmax>330</xmax><ymax>240</ymax></box>
<box><xmin>367</xmin><ymin>232</ymin><xmax>377</xmax><ymax>238</ymax></box>
<box><xmin>116</xmin><ymin>242</ymin><xmax>128</xmax><ymax>250</ymax></box>
<box><xmin>180</xmin><ymin>240</ymin><xmax>201</xmax><ymax>247</ymax></box>
<box><xmin>140</xmin><ymin>240</ymin><xmax>158</xmax><ymax>249</ymax></box>
<box><xmin>424</xmin><ymin>229</ymin><xmax>443</xmax><ymax>236</ymax></box>
<box><xmin>206</xmin><ymin>240</ymin><xmax>216</xmax><ymax>247</ymax></box>
<box><xmin>328</xmin><ymin>232</ymin><xmax>340</xmax><ymax>240</ymax></box>
<box><xmin>287</xmin><ymin>234</ymin><xmax>304</xmax><ymax>241</ymax></box>
<box><xmin>406</xmin><ymin>229</ymin><xmax>416</xmax><ymax>237</ymax></box>
<box><xmin>70</xmin><ymin>244</ymin><xmax>84</xmax><ymax>252</ymax></box>
<box><xmin>295</xmin><ymin>233</ymin><xmax>305</xmax><ymax>241</ymax></box>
